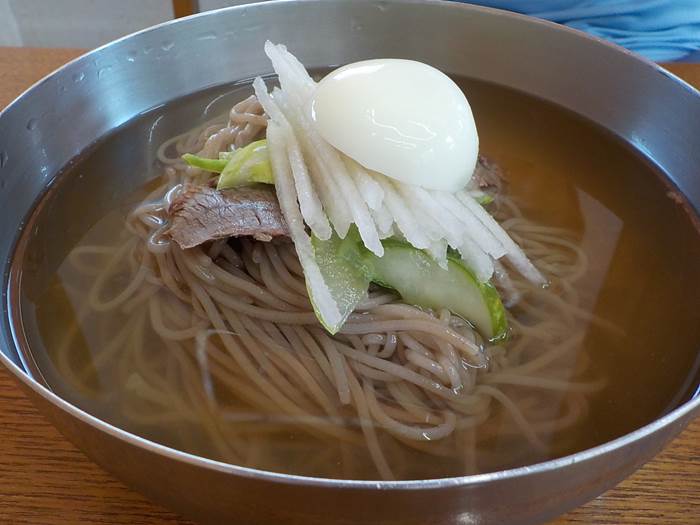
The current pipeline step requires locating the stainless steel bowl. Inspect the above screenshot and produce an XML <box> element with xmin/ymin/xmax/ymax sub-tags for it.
<box><xmin>1</xmin><ymin>1</ymin><xmax>699</xmax><ymax>524</ymax></box>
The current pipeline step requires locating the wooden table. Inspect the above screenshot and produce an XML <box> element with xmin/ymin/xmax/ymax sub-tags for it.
<box><xmin>0</xmin><ymin>47</ymin><xmax>699</xmax><ymax>525</ymax></box>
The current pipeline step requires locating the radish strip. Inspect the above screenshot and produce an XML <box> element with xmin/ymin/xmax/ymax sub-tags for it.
<box><xmin>266</xmin><ymin>122</ymin><xmax>342</xmax><ymax>330</ymax></box>
<box><xmin>458</xmin><ymin>237</ymin><xmax>494</xmax><ymax>282</ymax></box>
<box><xmin>371</xmin><ymin>204</ymin><xmax>395</xmax><ymax>239</ymax></box>
<box><xmin>264</xmin><ymin>43</ymin><xmax>383</xmax><ymax>255</ymax></box>
<box><xmin>373</xmin><ymin>176</ymin><xmax>431</xmax><ymax>249</ymax></box>
<box><xmin>288</xmin><ymin>107</ymin><xmax>383</xmax><ymax>254</ymax></box>
<box><xmin>432</xmin><ymin>191</ymin><xmax>507</xmax><ymax>259</ymax></box>
<box><xmin>456</xmin><ymin>190</ymin><xmax>546</xmax><ymax>284</ymax></box>
<box><xmin>252</xmin><ymin>78</ymin><xmax>330</xmax><ymax>240</ymax></box>
<box><xmin>343</xmin><ymin>157</ymin><xmax>384</xmax><ymax>211</ymax></box>
<box><xmin>273</xmin><ymin>88</ymin><xmax>353</xmax><ymax>236</ymax></box>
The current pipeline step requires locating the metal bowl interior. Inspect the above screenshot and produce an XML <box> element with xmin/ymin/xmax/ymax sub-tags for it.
<box><xmin>1</xmin><ymin>1</ymin><xmax>699</xmax><ymax>524</ymax></box>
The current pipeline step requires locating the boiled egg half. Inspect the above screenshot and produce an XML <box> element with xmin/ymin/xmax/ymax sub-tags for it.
<box><xmin>311</xmin><ymin>59</ymin><xmax>478</xmax><ymax>192</ymax></box>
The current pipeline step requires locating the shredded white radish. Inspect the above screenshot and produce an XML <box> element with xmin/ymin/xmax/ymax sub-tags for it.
<box><xmin>252</xmin><ymin>78</ymin><xmax>330</xmax><ymax>240</ymax></box>
<box><xmin>493</xmin><ymin>259</ymin><xmax>521</xmax><ymax>307</ymax></box>
<box><xmin>458</xmin><ymin>236</ymin><xmax>495</xmax><ymax>282</ymax></box>
<box><xmin>258</xmin><ymin>41</ymin><xmax>544</xmax><ymax>293</ymax></box>
<box><xmin>371</xmin><ymin>204</ymin><xmax>395</xmax><ymax>239</ymax></box>
<box><xmin>456</xmin><ymin>190</ymin><xmax>546</xmax><ymax>284</ymax></box>
<box><xmin>299</xmin><ymin>123</ymin><xmax>383</xmax><ymax>254</ymax></box>
<box><xmin>266</xmin><ymin>122</ymin><xmax>343</xmax><ymax>329</ymax></box>
<box><xmin>343</xmin><ymin>157</ymin><xmax>384</xmax><ymax>211</ymax></box>
<box><xmin>285</xmin><ymin>138</ymin><xmax>332</xmax><ymax>240</ymax></box>
<box><xmin>427</xmin><ymin>240</ymin><xmax>449</xmax><ymax>270</ymax></box>
<box><xmin>406</xmin><ymin>187</ymin><xmax>461</xmax><ymax>243</ymax></box>
<box><xmin>265</xmin><ymin>41</ymin><xmax>316</xmax><ymax>99</ymax></box>
<box><xmin>270</xmin><ymin>85</ymin><xmax>383</xmax><ymax>255</ymax></box>
<box><xmin>374</xmin><ymin>177</ymin><xmax>431</xmax><ymax>249</ymax></box>
<box><xmin>388</xmin><ymin>172</ymin><xmax>449</xmax><ymax>262</ymax></box>
<box><xmin>395</xmin><ymin>185</ymin><xmax>461</xmax><ymax>246</ymax></box>
<box><xmin>431</xmin><ymin>191</ymin><xmax>507</xmax><ymax>259</ymax></box>
<box><xmin>273</xmin><ymin>88</ymin><xmax>353</xmax><ymax>236</ymax></box>
<box><xmin>264</xmin><ymin>43</ymin><xmax>384</xmax><ymax>255</ymax></box>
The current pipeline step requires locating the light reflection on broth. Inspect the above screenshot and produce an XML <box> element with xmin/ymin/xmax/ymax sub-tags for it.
<box><xmin>12</xmin><ymin>77</ymin><xmax>700</xmax><ymax>480</ymax></box>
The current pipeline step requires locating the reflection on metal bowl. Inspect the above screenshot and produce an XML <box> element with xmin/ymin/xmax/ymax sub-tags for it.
<box><xmin>0</xmin><ymin>1</ymin><xmax>699</xmax><ymax>524</ymax></box>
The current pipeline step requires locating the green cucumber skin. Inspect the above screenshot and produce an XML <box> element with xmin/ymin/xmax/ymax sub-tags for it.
<box><xmin>182</xmin><ymin>141</ymin><xmax>273</xmax><ymax>190</ymax></box>
<box><xmin>182</xmin><ymin>154</ymin><xmax>227</xmax><ymax>173</ymax></box>
<box><xmin>366</xmin><ymin>239</ymin><xmax>507</xmax><ymax>342</ymax></box>
<box><xmin>310</xmin><ymin>233</ymin><xmax>371</xmax><ymax>334</ymax></box>
<box><xmin>218</xmin><ymin>139</ymin><xmax>273</xmax><ymax>190</ymax></box>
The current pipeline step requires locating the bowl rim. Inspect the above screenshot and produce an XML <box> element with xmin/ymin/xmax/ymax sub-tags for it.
<box><xmin>1</xmin><ymin>0</ymin><xmax>699</xmax><ymax>491</ymax></box>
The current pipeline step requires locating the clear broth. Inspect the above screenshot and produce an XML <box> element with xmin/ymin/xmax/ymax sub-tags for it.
<box><xmin>11</xmin><ymin>77</ymin><xmax>700</xmax><ymax>480</ymax></box>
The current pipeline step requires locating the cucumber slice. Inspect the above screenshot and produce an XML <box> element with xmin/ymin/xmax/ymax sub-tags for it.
<box><xmin>474</xmin><ymin>192</ymin><xmax>494</xmax><ymax>206</ymax></box>
<box><xmin>217</xmin><ymin>139</ymin><xmax>274</xmax><ymax>190</ymax></box>
<box><xmin>310</xmin><ymin>232</ymin><xmax>371</xmax><ymax>334</ymax></box>
<box><xmin>367</xmin><ymin>239</ymin><xmax>507</xmax><ymax>341</ymax></box>
<box><xmin>182</xmin><ymin>141</ymin><xmax>274</xmax><ymax>188</ymax></box>
<box><xmin>182</xmin><ymin>153</ymin><xmax>228</xmax><ymax>173</ymax></box>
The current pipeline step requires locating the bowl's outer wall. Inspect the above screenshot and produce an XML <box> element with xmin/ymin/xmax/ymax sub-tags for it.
<box><xmin>18</xmin><ymin>377</ymin><xmax>698</xmax><ymax>525</ymax></box>
<box><xmin>1</xmin><ymin>1</ymin><xmax>699</xmax><ymax>524</ymax></box>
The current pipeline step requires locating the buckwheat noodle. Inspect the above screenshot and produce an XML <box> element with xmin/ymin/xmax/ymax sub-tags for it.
<box><xmin>58</xmin><ymin>94</ymin><xmax>605</xmax><ymax>480</ymax></box>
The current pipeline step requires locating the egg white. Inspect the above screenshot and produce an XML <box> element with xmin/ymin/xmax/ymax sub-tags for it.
<box><xmin>311</xmin><ymin>59</ymin><xmax>478</xmax><ymax>192</ymax></box>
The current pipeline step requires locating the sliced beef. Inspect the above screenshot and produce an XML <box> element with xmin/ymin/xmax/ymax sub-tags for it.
<box><xmin>167</xmin><ymin>157</ymin><xmax>503</xmax><ymax>250</ymax></box>
<box><xmin>472</xmin><ymin>155</ymin><xmax>503</xmax><ymax>190</ymax></box>
<box><xmin>167</xmin><ymin>184</ymin><xmax>288</xmax><ymax>249</ymax></box>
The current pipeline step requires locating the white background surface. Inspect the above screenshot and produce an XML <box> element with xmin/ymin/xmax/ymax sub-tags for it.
<box><xmin>0</xmin><ymin>0</ymin><xmax>267</xmax><ymax>49</ymax></box>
